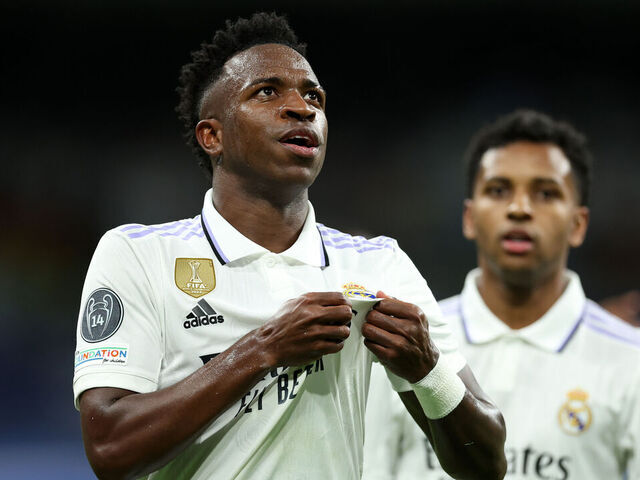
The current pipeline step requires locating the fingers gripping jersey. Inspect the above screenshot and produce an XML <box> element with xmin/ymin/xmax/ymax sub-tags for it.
<box><xmin>73</xmin><ymin>189</ymin><xmax>465</xmax><ymax>480</ymax></box>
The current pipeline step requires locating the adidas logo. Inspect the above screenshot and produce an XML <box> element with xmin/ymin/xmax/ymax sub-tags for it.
<box><xmin>184</xmin><ymin>299</ymin><xmax>224</xmax><ymax>329</ymax></box>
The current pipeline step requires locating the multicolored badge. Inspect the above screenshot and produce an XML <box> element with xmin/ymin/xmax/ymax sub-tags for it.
<box><xmin>342</xmin><ymin>282</ymin><xmax>380</xmax><ymax>333</ymax></box>
<box><xmin>558</xmin><ymin>388</ymin><xmax>593</xmax><ymax>435</ymax></box>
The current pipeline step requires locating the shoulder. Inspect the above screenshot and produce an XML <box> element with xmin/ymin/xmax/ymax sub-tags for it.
<box><xmin>90</xmin><ymin>215</ymin><xmax>203</xmax><ymax>268</ymax></box>
<box><xmin>316</xmin><ymin>223</ymin><xmax>398</xmax><ymax>256</ymax></box>
<box><xmin>98</xmin><ymin>216</ymin><xmax>204</xmax><ymax>256</ymax></box>
<box><xmin>110</xmin><ymin>215</ymin><xmax>203</xmax><ymax>244</ymax></box>
<box><xmin>580</xmin><ymin>299</ymin><xmax>640</xmax><ymax>352</ymax></box>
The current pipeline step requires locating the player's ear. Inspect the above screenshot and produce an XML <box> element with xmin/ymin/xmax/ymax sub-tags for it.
<box><xmin>568</xmin><ymin>206</ymin><xmax>589</xmax><ymax>248</ymax></box>
<box><xmin>195</xmin><ymin>118</ymin><xmax>223</xmax><ymax>160</ymax></box>
<box><xmin>462</xmin><ymin>199</ymin><xmax>477</xmax><ymax>240</ymax></box>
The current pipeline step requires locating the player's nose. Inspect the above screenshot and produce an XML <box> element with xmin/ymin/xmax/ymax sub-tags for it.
<box><xmin>279</xmin><ymin>91</ymin><xmax>315</xmax><ymax>122</ymax></box>
<box><xmin>507</xmin><ymin>191</ymin><xmax>533</xmax><ymax>220</ymax></box>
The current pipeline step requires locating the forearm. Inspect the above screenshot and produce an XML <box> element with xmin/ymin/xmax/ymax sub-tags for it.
<box><xmin>81</xmin><ymin>292</ymin><xmax>354</xmax><ymax>480</ymax></box>
<box><xmin>81</xmin><ymin>330</ymin><xmax>271</xmax><ymax>480</ymax></box>
<box><xmin>361</xmin><ymin>295</ymin><xmax>506</xmax><ymax>478</ymax></box>
<box><xmin>399</xmin><ymin>366</ymin><xmax>506</xmax><ymax>480</ymax></box>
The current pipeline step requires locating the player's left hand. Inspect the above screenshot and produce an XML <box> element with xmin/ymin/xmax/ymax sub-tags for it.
<box><xmin>362</xmin><ymin>291</ymin><xmax>439</xmax><ymax>383</ymax></box>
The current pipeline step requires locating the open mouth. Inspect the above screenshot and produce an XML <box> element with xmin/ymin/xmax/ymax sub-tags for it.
<box><xmin>279</xmin><ymin>129</ymin><xmax>320</xmax><ymax>157</ymax></box>
<box><xmin>501</xmin><ymin>230</ymin><xmax>534</xmax><ymax>254</ymax></box>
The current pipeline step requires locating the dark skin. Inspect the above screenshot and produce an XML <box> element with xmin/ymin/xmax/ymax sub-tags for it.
<box><xmin>463</xmin><ymin>142</ymin><xmax>589</xmax><ymax>329</ymax></box>
<box><xmin>80</xmin><ymin>43</ymin><xmax>506</xmax><ymax>480</ymax></box>
<box><xmin>364</xmin><ymin>292</ymin><xmax>506</xmax><ymax>479</ymax></box>
<box><xmin>80</xmin><ymin>292</ymin><xmax>352</xmax><ymax>479</ymax></box>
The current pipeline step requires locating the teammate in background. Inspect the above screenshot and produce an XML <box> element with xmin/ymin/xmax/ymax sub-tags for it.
<box><xmin>72</xmin><ymin>12</ymin><xmax>506</xmax><ymax>480</ymax></box>
<box><xmin>363</xmin><ymin>109</ymin><xmax>640</xmax><ymax>480</ymax></box>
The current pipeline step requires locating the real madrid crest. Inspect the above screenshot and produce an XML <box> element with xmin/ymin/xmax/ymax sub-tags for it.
<box><xmin>342</xmin><ymin>282</ymin><xmax>377</xmax><ymax>300</ymax></box>
<box><xmin>175</xmin><ymin>258</ymin><xmax>216</xmax><ymax>298</ymax></box>
<box><xmin>557</xmin><ymin>388</ymin><xmax>592</xmax><ymax>435</ymax></box>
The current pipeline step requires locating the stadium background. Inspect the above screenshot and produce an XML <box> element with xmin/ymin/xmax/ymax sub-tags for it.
<box><xmin>1</xmin><ymin>1</ymin><xmax>639</xmax><ymax>478</ymax></box>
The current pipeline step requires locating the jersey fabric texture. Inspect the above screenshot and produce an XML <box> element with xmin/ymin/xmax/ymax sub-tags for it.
<box><xmin>363</xmin><ymin>269</ymin><xmax>640</xmax><ymax>480</ymax></box>
<box><xmin>73</xmin><ymin>189</ymin><xmax>465</xmax><ymax>480</ymax></box>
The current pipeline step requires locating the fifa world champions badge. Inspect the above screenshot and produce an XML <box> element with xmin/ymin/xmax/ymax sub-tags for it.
<box><xmin>175</xmin><ymin>258</ymin><xmax>216</xmax><ymax>298</ymax></box>
<box><xmin>82</xmin><ymin>288</ymin><xmax>124</xmax><ymax>343</ymax></box>
<box><xmin>557</xmin><ymin>388</ymin><xmax>593</xmax><ymax>435</ymax></box>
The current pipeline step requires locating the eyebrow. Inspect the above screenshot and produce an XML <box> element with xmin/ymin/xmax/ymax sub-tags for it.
<box><xmin>483</xmin><ymin>176</ymin><xmax>510</xmax><ymax>184</ymax></box>
<box><xmin>246</xmin><ymin>76</ymin><xmax>323</xmax><ymax>91</ymax></box>
<box><xmin>531</xmin><ymin>177</ymin><xmax>562</xmax><ymax>185</ymax></box>
<box><xmin>483</xmin><ymin>176</ymin><xmax>563</xmax><ymax>186</ymax></box>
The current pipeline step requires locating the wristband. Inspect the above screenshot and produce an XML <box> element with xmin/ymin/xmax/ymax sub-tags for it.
<box><xmin>411</xmin><ymin>357</ymin><xmax>466</xmax><ymax>419</ymax></box>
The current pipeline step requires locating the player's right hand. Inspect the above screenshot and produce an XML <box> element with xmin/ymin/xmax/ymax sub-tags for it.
<box><xmin>255</xmin><ymin>292</ymin><xmax>353</xmax><ymax>367</ymax></box>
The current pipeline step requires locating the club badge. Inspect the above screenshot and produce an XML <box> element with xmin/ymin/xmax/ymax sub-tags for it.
<box><xmin>558</xmin><ymin>388</ymin><xmax>593</xmax><ymax>435</ymax></box>
<box><xmin>342</xmin><ymin>282</ymin><xmax>377</xmax><ymax>300</ymax></box>
<box><xmin>341</xmin><ymin>282</ymin><xmax>379</xmax><ymax>333</ymax></box>
<box><xmin>81</xmin><ymin>288</ymin><xmax>124</xmax><ymax>343</ymax></box>
<box><xmin>175</xmin><ymin>258</ymin><xmax>216</xmax><ymax>298</ymax></box>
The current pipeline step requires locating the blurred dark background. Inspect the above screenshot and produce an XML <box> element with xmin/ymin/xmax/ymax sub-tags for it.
<box><xmin>1</xmin><ymin>1</ymin><xmax>639</xmax><ymax>477</ymax></box>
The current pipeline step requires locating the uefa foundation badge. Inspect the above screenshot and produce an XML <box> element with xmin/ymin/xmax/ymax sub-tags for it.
<box><xmin>557</xmin><ymin>388</ymin><xmax>593</xmax><ymax>435</ymax></box>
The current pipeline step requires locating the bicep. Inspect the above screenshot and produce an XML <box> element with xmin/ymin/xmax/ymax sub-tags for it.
<box><xmin>79</xmin><ymin>386</ymin><xmax>137</xmax><ymax>411</ymax></box>
<box><xmin>79</xmin><ymin>387</ymin><xmax>138</xmax><ymax>442</ymax></box>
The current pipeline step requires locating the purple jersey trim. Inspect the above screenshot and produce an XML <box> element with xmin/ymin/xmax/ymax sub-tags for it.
<box><xmin>119</xmin><ymin>218</ymin><xmax>201</xmax><ymax>240</ymax></box>
<box><xmin>583</xmin><ymin>301</ymin><xmax>640</xmax><ymax>348</ymax></box>
<box><xmin>454</xmin><ymin>295</ymin><xmax>584</xmax><ymax>352</ymax></box>
<box><xmin>556</xmin><ymin>309</ymin><xmax>585</xmax><ymax>353</ymax></box>
<box><xmin>317</xmin><ymin>224</ymin><xmax>396</xmax><ymax>254</ymax></box>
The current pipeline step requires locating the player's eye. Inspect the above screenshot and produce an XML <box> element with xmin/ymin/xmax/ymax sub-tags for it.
<box><xmin>304</xmin><ymin>89</ymin><xmax>325</xmax><ymax>107</ymax></box>
<box><xmin>485</xmin><ymin>185</ymin><xmax>508</xmax><ymax>198</ymax></box>
<box><xmin>256</xmin><ymin>86</ymin><xmax>276</xmax><ymax>97</ymax></box>
<box><xmin>536</xmin><ymin>188</ymin><xmax>561</xmax><ymax>200</ymax></box>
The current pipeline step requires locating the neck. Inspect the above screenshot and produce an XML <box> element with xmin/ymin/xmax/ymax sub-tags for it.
<box><xmin>476</xmin><ymin>262</ymin><xmax>568</xmax><ymax>330</ymax></box>
<box><xmin>211</xmin><ymin>172</ymin><xmax>309</xmax><ymax>254</ymax></box>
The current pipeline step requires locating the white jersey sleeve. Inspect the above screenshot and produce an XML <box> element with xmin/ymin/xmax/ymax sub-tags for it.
<box><xmin>73</xmin><ymin>230</ymin><xmax>164</xmax><ymax>408</ymax></box>
<box><xmin>384</xmin><ymin>244</ymin><xmax>466</xmax><ymax>377</ymax></box>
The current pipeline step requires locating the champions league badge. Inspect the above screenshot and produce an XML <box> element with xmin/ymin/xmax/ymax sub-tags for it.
<box><xmin>557</xmin><ymin>388</ymin><xmax>593</xmax><ymax>435</ymax></box>
<box><xmin>81</xmin><ymin>288</ymin><xmax>124</xmax><ymax>343</ymax></box>
<box><xmin>175</xmin><ymin>258</ymin><xmax>216</xmax><ymax>298</ymax></box>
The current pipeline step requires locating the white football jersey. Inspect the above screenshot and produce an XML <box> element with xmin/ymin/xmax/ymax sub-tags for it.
<box><xmin>363</xmin><ymin>269</ymin><xmax>640</xmax><ymax>480</ymax></box>
<box><xmin>73</xmin><ymin>189</ymin><xmax>465</xmax><ymax>480</ymax></box>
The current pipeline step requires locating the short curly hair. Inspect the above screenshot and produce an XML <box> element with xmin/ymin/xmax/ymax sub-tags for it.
<box><xmin>176</xmin><ymin>12</ymin><xmax>307</xmax><ymax>179</ymax></box>
<box><xmin>464</xmin><ymin>109</ymin><xmax>593</xmax><ymax>206</ymax></box>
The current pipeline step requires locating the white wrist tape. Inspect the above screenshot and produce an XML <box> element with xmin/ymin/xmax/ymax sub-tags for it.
<box><xmin>411</xmin><ymin>357</ymin><xmax>466</xmax><ymax>419</ymax></box>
